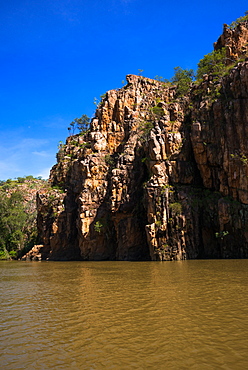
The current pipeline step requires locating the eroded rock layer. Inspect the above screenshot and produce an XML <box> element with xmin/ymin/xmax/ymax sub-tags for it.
<box><xmin>36</xmin><ymin>24</ymin><xmax>248</xmax><ymax>261</ymax></box>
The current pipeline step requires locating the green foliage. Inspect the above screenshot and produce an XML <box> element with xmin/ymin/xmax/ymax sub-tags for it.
<box><xmin>215</xmin><ymin>231</ymin><xmax>229</xmax><ymax>239</ymax></box>
<box><xmin>0</xmin><ymin>178</ymin><xmax>45</xmax><ymax>259</ymax></box>
<box><xmin>196</xmin><ymin>13</ymin><xmax>248</xmax><ymax>81</ymax></box>
<box><xmin>80</xmin><ymin>142</ymin><xmax>90</xmax><ymax>148</ymax></box>
<box><xmin>76</xmin><ymin>114</ymin><xmax>91</xmax><ymax>133</ymax></box>
<box><xmin>228</xmin><ymin>11</ymin><xmax>248</xmax><ymax>29</ymax></box>
<box><xmin>196</xmin><ymin>48</ymin><xmax>227</xmax><ymax>80</ymax></box>
<box><xmin>161</xmin><ymin>184</ymin><xmax>173</xmax><ymax>194</ymax></box>
<box><xmin>0</xmin><ymin>191</ymin><xmax>36</xmax><ymax>258</ymax></box>
<box><xmin>52</xmin><ymin>184</ymin><xmax>64</xmax><ymax>193</ymax></box>
<box><xmin>9</xmin><ymin>250</ymin><xmax>18</xmax><ymax>258</ymax></box>
<box><xmin>16</xmin><ymin>176</ymin><xmax>39</xmax><ymax>183</ymax></box>
<box><xmin>58</xmin><ymin>141</ymin><xmax>64</xmax><ymax>149</ymax></box>
<box><xmin>94</xmin><ymin>221</ymin><xmax>103</xmax><ymax>233</ymax></box>
<box><xmin>0</xmin><ymin>176</ymin><xmax>43</xmax><ymax>190</ymax></box>
<box><xmin>93</xmin><ymin>97</ymin><xmax>99</xmax><ymax>106</ymax></box>
<box><xmin>150</xmin><ymin>106</ymin><xmax>164</xmax><ymax>117</ymax></box>
<box><xmin>93</xmin><ymin>94</ymin><xmax>108</xmax><ymax>108</ymax></box>
<box><xmin>169</xmin><ymin>202</ymin><xmax>182</xmax><ymax>215</ymax></box>
<box><xmin>171</xmin><ymin>67</ymin><xmax>195</xmax><ymax>96</ymax></box>
<box><xmin>25</xmin><ymin>175</ymin><xmax>37</xmax><ymax>181</ymax></box>
<box><xmin>17</xmin><ymin>177</ymin><xmax>25</xmax><ymax>183</ymax></box>
<box><xmin>57</xmin><ymin>141</ymin><xmax>65</xmax><ymax>161</ymax></box>
<box><xmin>154</xmin><ymin>75</ymin><xmax>170</xmax><ymax>83</ymax></box>
<box><xmin>68</xmin><ymin>114</ymin><xmax>90</xmax><ymax>135</ymax></box>
<box><xmin>230</xmin><ymin>153</ymin><xmax>248</xmax><ymax>164</ymax></box>
<box><xmin>70</xmin><ymin>140</ymin><xmax>78</xmax><ymax>146</ymax></box>
<box><xmin>139</xmin><ymin>121</ymin><xmax>154</xmax><ymax>142</ymax></box>
<box><xmin>0</xmin><ymin>249</ymin><xmax>9</xmax><ymax>260</ymax></box>
<box><xmin>155</xmin><ymin>220</ymin><xmax>162</xmax><ymax>227</ymax></box>
<box><xmin>105</xmin><ymin>154</ymin><xmax>115</xmax><ymax>167</ymax></box>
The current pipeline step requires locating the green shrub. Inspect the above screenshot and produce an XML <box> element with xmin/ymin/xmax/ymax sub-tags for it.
<box><xmin>68</xmin><ymin>114</ymin><xmax>90</xmax><ymax>135</ymax></box>
<box><xmin>105</xmin><ymin>154</ymin><xmax>115</xmax><ymax>167</ymax></box>
<box><xmin>94</xmin><ymin>221</ymin><xmax>103</xmax><ymax>233</ymax></box>
<box><xmin>228</xmin><ymin>12</ymin><xmax>248</xmax><ymax>29</ymax></box>
<box><xmin>215</xmin><ymin>231</ymin><xmax>229</xmax><ymax>239</ymax></box>
<box><xmin>139</xmin><ymin>121</ymin><xmax>153</xmax><ymax>142</ymax></box>
<box><xmin>150</xmin><ymin>106</ymin><xmax>164</xmax><ymax>117</ymax></box>
<box><xmin>0</xmin><ymin>250</ymin><xmax>8</xmax><ymax>260</ymax></box>
<box><xmin>169</xmin><ymin>202</ymin><xmax>182</xmax><ymax>215</ymax></box>
<box><xmin>52</xmin><ymin>185</ymin><xmax>64</xmax><ymax>193</ymax></box>
<box><xmin>9</xmin><ymin>250</ymin><xmax>17</xmax><ymax>258</ymax></box>
<box><xmin>230</xmin><ymin>153</ymin><xmax>248</xmax><ymax>164</ymax></box>
<box><xmin>154</xmin><ymin>75</ymin><xmax>170</xmax><ymax>83</ymax></box>
<box><xmin>171</xmin><ymin>67</ymin><xmax>195</xmax><ymax>96</ymax></box>
<box><xmin>196</xmin><ymin>48</ymin><xmax>227</xmax><ymax>80</ymax></box>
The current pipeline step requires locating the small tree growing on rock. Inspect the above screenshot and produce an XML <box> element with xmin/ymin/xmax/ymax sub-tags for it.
<box><xmin>68</xmin><ymin>114</ymin><xmax>90</xmax><ymax>135</ymax></box>
<box><xmin>171</xmin><ymin>67</ymin><xmax>195</xmax><ymax>96</ymax></box>
<box><xmin>196</xmin><ymin>48</ymin><xmax>227</xmax><ymax>80</ymax></box>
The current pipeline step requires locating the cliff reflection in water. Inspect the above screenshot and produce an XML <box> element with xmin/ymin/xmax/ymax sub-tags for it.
<box><xmin>1</xmin><ymin>260</ymin><xmax>248</xmax><ymax>369</ymax></box>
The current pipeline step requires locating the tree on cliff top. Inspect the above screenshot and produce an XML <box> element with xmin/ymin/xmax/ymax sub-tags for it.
<box><xmin>196</xmin><ymin>48</ymin><xmax>227</xmax><ymax>80</ymax></box>
<box><xmin>228</xmin><ymin>11</ymin><xmax>248</xmax><ymax>29</ymax></box>
<box><xmin>171</xmin><ymin>66</ymin><xmax>195</xmax><ymax>96</ymax></box>
<box><xmin>68</xmin><ymin>114</ymin><xmax>90</xmax><ymax>135</ymax></box>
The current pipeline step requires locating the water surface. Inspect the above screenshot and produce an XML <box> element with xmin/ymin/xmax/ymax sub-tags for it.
<box><xmin>1</xmin><ymin>260</ymin><xmax>248</xmax><ymax>369</ymax></box>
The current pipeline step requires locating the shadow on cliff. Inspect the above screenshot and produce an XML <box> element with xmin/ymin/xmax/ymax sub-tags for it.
<box><xmin>84</xmin><ymin>144</ymin><xmax>151</xmax><ymax>261</ymax></box>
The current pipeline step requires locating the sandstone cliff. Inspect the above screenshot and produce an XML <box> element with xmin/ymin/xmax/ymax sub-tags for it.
<box><xmin>34</xmin><ymin>19</ymin><xmax>248</xmax><ymax>261</ymax></box>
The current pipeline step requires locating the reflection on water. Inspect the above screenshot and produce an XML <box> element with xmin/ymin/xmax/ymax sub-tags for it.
<box><xmin>1</xmin><ymin>260</ymin><xmax>248</xmax><ymax>369</ymax></box>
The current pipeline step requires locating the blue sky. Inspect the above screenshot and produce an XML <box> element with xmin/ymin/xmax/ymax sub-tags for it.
<box><xmin>0</xmin><ymin>0</ymin><xmax>247</xmax><ymax>180</ymax></box>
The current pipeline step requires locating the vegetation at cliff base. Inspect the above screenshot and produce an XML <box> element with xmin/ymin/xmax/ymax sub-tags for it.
<box><xmin>0</xmin><ymin>176</ymin><xmax>47</xmax><ymax>260</ymax></box>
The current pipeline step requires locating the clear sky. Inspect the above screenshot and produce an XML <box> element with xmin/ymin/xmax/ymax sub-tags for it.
<box><xmin>0</xmin><ymin>0</ymin><xmax>247</xmax><ymax>180</ymax></box>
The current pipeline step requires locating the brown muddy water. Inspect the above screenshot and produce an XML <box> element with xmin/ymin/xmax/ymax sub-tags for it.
<box><xmin>0</xmin><ymin>260</ymin><xmax>248</xmax><ymax>369</ymax></box>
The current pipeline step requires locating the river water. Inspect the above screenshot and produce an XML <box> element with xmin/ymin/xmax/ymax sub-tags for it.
<box><xmin>0</xmin><ymin>260</ymin><xmax>248</xmax><ymax>369</ymax></box>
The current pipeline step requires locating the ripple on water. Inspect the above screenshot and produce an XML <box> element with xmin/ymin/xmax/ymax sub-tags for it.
<box><xmin>0</xmin><ymin>260</ymin><xmax>248</xmax><ymax>369</ymax></box>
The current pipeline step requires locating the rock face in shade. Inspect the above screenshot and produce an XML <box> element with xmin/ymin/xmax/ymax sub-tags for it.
<box><xmin>35</xmin><ymin>22</ymin><xmax>248</xmax><ymax>261</ymax></box>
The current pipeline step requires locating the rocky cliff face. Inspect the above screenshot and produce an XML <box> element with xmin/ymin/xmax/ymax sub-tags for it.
<box><xmin>36</xmin><ymin>21</ymin><xmax>248</xmax><ymax>261</ymax></box>
<box><xmin>214</xmin><ymin>21</ymin><xmax>248</xmax><ymax>62</ymax></box>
